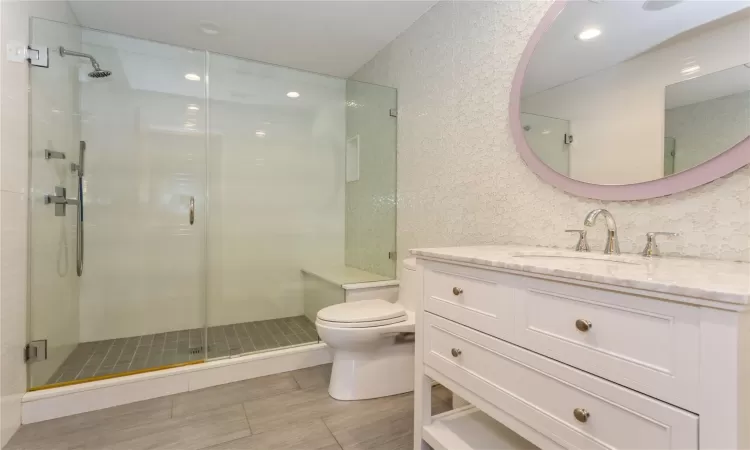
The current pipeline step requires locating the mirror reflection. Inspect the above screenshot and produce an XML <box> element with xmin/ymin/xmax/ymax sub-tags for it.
<box><xmin>520</xmin><ymin>1</ymin><xmax>750</xmax><ymax>185</ymax></box>
<box><xmin>664</xmin><ymin>64</ymin><xmax>750</xmax><ymax>176</ymax></box>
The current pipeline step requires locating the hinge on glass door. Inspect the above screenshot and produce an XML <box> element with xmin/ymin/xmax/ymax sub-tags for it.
<box><xmin>388</xmin><ymin>251</ymin><xmax>397</xmax><ymax>260</ymax></box>
<box><xmin>389</xmin><ymin>108</ymin><xmax>398</xmax><ymax>118</ymax></box>
<box><xmin>8</xmin><ymin>44</ymin><xmax>49</xmax><ymax>67</ymax></box>
<box><xmin>25</xmin><ymin>340</ymin><xmax>47</xmax><ymax>363</ymax></box>
<box><xmin>27</xmin><ymin>45</ymin><xmax>49</xmax><ymax>67</ymax></box>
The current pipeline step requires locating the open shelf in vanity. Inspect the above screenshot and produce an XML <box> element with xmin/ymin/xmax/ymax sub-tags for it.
<box><xmin>424</xmin><ymin>406</ymin><xmax>538</xmax><ymax>450</ymax></box>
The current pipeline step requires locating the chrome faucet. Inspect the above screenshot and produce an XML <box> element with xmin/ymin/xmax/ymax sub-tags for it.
<box><xmin>584</xmin><ymin>209</ymin><xmax>620</xmax><ymax>255</ymax></box>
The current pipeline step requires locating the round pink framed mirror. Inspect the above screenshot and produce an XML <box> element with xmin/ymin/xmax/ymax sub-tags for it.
<box><xmin>510</xmin><ymin>0</ymin><xmax>750</xmax><ymax>201</ymax></box>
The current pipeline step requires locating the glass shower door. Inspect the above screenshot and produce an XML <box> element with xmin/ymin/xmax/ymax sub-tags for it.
<box><xmin>205</xmin><ymin>54</ymin><xmax>344</xmax><ymax>358</ymax></box>
<box><xmin>28</xmin><ymin>19</ymin><xmax>208</xmax><ymax>389</ymax></box>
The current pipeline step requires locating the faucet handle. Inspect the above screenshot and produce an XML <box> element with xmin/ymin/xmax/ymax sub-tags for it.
<box><xmin>565</xmin><ymin>229</ymin><xmax>590</xmax><ymax>252</ymax></box>
<box><xmin>646</xmin><ymin>232</ymin><xmax>679</xmax><ymax>238</ymax></box>
<box><xmin>642</xmin><ymin>232</ymin><xmax>679</xmax><ymax>257</ymax></box>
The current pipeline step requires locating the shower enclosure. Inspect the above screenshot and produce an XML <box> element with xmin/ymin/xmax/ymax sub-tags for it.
<box><xmin>27</xmin><ymin>19</ymin><xmax>397</xmax><ymax>390</ymax></box>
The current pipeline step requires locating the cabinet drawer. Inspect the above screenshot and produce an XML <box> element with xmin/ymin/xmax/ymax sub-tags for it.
<box><xmin>423</xmin><ymin>261</ymin><xmax>516</xmax><ymax>340</ymax></box>
<box><xmin>424</xmin><ymin>313</ymin><xmax>698</xmax><ymax>450</ymax></box>
<box><xmin>514</xmin><ymin>279</ymin><xmax>700</xmax><ymax>411</ymax></box>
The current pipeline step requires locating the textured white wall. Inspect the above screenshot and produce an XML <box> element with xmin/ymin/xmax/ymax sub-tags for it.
<box><xmin>521</xmin><ymin>15</ymin><xmax>750</xmax><ymax>184</ymax></box>
<box><xmin>352</xmin><ymin>1</ymin><xmax>750</xmax><ymax>265</ymax></box>
<box><xmin>666</xmin><ymin>91</ymin><xmax>750</xmax><ymax>174</ymax></box>
<box><xmin>1</xmin><ymin>1</ymin><xmax>80</xmax><ymax>444</ymax></box>
<box><xmin>344</xmin><ymin>80</ymin><xmax>397</xmax><ymax>278</ymax></box>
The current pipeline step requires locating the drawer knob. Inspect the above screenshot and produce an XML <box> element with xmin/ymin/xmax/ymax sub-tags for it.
<box><xmin>451</xmin><ymin>348</ymin><xmax>462</xmax><ymax>357</ymax></box>
<box><xmin>575</xmin><ymin>319</ymin><xmax>592</xmax><ymax>332</ymax></box>
<box><xmin>452</xmin><ymin>287</ymin><xmax>463</xmax><ymax>296</ymax></box>
<box><xmin>573</xmin><ymin>408</ymin><xmax>590</xmax><ymax>423</ymax></box>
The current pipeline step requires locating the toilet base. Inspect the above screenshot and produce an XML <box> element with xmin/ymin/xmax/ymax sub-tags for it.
<box><xmin>328</xmin><ymin>340</ymin><xmax>415</xmax><ymax>401</ymax></box>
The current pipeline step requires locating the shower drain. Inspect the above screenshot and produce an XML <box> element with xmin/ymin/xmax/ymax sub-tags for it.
<box><xmin>188</xmin><ymin>345</ymin><xmax>210</xmax><ymax>355</ymax></box>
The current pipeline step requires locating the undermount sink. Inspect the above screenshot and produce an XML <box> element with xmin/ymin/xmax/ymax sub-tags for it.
<box><xmin>509</xmin><ymin>251</ymin><xmax>642</xmax><ymax>265</ymax></box>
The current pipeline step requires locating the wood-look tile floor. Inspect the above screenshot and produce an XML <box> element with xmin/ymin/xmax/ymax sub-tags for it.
<box><xmin>8</xmin><ymin>364</ymin><xmax>452</xmax><ymax>450</ymax></box>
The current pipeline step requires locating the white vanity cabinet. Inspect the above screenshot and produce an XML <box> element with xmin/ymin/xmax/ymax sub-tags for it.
<box><xmin>413</xmin><ymin>247</ymin><xmax>750</xmax><ymax>450</ymax></box>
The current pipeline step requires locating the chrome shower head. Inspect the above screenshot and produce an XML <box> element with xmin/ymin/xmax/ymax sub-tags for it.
<box><xmin>88</xmin><ymin>69</ymin><xmax>112</xmax><ymax>78</ymax></box>
<box><xmin>59</xmin><ymin>46</ymin><xmax>112</xmax><ymax>78</ymax></box>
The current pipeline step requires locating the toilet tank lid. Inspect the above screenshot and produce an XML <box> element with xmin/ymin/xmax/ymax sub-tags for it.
<box><xmin>403</xmin><ymin>258</ymin><xmax>417</xmax><ymax>271</ymax></box>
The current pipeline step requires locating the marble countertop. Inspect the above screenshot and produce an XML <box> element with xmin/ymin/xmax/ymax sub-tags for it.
<box><xmin>411</xmin><ymin>245</ymin><xmax>750</xmax><ymax>305</ymax></box>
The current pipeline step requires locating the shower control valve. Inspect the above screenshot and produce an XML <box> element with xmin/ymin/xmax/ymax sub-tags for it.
<box><xmin>44</xmin><ymin>186</ymin><xmax>78</xmax><ymax>217</ymax></box>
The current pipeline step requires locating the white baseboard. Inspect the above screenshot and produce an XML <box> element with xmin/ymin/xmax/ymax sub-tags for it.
<box><xmin>22</xmin><ymin>343</ymin><xmax>333</xmax><ymax>424</ymax></box>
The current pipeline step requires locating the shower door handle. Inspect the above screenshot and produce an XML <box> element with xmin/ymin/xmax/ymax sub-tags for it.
<box><xmin>189</xmin><ymin>196</ymin><xmax>195</xmax><ymax>225</ymax></box>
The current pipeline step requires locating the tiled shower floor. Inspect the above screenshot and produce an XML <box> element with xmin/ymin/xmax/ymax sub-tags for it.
<box><xmin>47</xmin><ymin>316</ymin><xmax>319</xmax><ymax>385</ymax></box>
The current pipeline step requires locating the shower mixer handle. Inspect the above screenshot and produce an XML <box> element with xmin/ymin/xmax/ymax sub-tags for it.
<box><xmin>44</xmin><ymin>186</ymin><xmax>78</xmax><ymax>217</ymax></box>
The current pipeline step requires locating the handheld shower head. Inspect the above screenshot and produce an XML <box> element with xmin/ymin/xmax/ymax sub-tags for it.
<box><xmin>59</xmin><ymin>46</ymin><xmax>112</xmax><ymax>78</ymax></box>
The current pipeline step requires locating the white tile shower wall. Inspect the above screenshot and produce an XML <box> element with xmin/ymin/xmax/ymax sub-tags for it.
<box><xmin>666</xmin><ymin>92</ymin><xmax>750</xmax><ymax>174</ymax></box>
<box><xmin>352</xmin><ymin>1</ymin><xmax>750</xmax><ymax>264</ymax></box>
<box><xmin>521</xmin><ymin>16</ymin><xmax>750</xmax><ymax>185</ymax></box>
<box><xmin>0</xmin><ymin>2</ymin><xmax>79</xmax><ymax>444</ymax></box>
<box><xmin>207</xmin><ymin>55</ymin><xmax>346</xmax><ymax>327</ymax></box>
<box><xmin>344</xmin><ymin>80</ymin><xmax>397</xmax><ymax>278</ymax></box>
<box><xmin>77</xmin><ymin>33</ymin><xmax>207</xmax><ymax>342</ymax></box>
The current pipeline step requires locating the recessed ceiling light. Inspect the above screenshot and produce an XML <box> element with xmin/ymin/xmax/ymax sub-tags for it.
<box><xmin>286</xmin><ymin>91</ymin><xmax>300</xmax><ymax>98</ymax></box>
<box><xmin>681</xmin><ymin>65</ymin><xmax>700</xmax><ymax>75</ymax></box>
<box><xmin>185</xmin><ymin>73</ymin><xmax>201</xmax><ymax>81</ymax></box>
<box><xmin>642</xmin><ymin>0</ymin><xmax>683</xmax><ymax>11</ymax></box>
<box><xmin>577</xmin><ymin>28</ymin><xmax>601</xmax><ymax>41</ymax></box>
<box><xmin>187</xmin><ymin>104</ymin><xmax>200</xmax><ymax>111</ymax></box>
<box><xmin>542</xmin><ymin>130</ymin><xmax>551</xmax><ymax>135</ymax></box>
<box><xmin>199</xmin><ymin>21</ymin><xmax>220</xmax><ymax>36</ymax></box>
<box><xmin>255</xmin><ymin>130</ymin><xmax>266</xmax><ymax>137</ymax></box>
<box><xmin>184</xmin><ymin>122</ymin><xmax>196</xmax><ymax>128</ymax></box>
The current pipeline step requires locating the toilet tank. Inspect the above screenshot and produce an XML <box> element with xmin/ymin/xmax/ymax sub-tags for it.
<box><xmin>397</xmin><ymin>258</ymin><xmax>418</xmax><ymax>312</ymax></box>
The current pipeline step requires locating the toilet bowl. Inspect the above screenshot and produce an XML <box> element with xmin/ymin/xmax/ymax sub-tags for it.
<box><xmin>316</xmin><ymin>258</ymin><xmax>417</xmax><ymax>401</ymax></box>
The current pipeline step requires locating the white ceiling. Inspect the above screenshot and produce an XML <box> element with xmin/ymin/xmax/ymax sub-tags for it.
<box><xmin>523</xmin><ymin>1</ymin><xmax>750</xmax><ymax>96</ymax></box>
<box><xmin>68</xmin><ymin>0</ymin><xmax>436</xmax><ymax>78</ymax></box>
<box><xmin>81</xmin><ymin>28</ymin><xmax>348</xmax><ymax>108</ymax></box>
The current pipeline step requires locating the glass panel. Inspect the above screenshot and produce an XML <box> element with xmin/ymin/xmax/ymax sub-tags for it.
<box><xmin>206</xmin><ymin>55</ymin><xmax>347</xmax><ymax>358</ymax></box>
<box><xmin>28</xmin><ymin>22</ymin><xmax>399</xmax><ymax>378</ymax></box>
<box><xmin>520</xmin><ymin>113</ymin><xmax>570</xmax><ymax>176</ymax></box>
<box><xmin>28</xmin><ymin>19</ymin><xmax>83</xmax><ymax>388</ymax></box>
<box><xmin>344</xmin><ymin>80</ymin><xmax>397</xmax><ymax>279</ymax></box>
<box><xmin>29</xmin><ymin>20</ymin><xmax>207</xmax><ymax>388</ymax></box>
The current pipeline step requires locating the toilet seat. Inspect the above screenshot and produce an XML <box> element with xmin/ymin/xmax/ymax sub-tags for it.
<box><xmin>316</xmin><ymin>299</ymin><xmax>406</xmax><ymax>329</ymax></box>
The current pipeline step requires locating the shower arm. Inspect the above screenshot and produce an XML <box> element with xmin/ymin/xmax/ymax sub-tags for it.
<box><xmin>59</xmin><ymin>47</ymin><xmax>104</xmax><ymax>71</ymax></box>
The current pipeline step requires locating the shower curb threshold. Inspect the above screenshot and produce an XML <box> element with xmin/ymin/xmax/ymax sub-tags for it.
<box><xmin>21</xmin><ymin>343</ymin><xmax>332</xmax><ymax>424</ymax></box>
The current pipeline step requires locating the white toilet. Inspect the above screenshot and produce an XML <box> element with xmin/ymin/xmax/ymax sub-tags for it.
<box><xmin>316</xmin><ymin>258</ymin><xmax>417</xmax><ymax>401</ymax></box>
